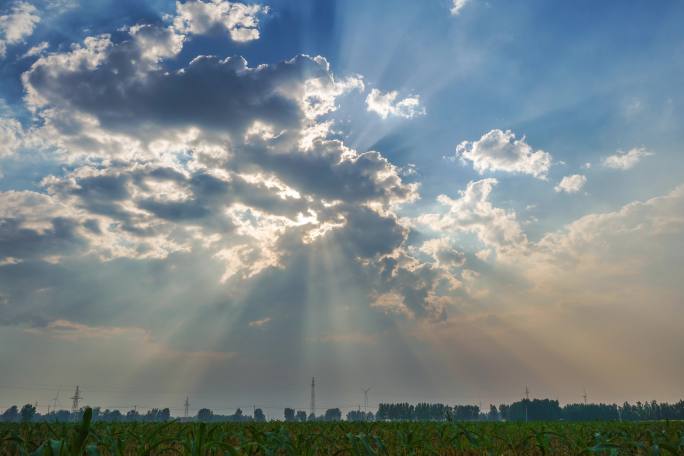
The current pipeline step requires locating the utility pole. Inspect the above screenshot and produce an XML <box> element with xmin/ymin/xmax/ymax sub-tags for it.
<box><xmin>310</xmin><ymin>377</ymin><xmax>316</xmax><ymax>418</ymax></box>
<box><xmin>70</xmin><ymin>386</ymin><xmax>82</xmax><ymax>414</ymax></box>
<box><xmin>184</xmin><ymin>396</ymin><xmax>190</xmax><ymax>419</ymax></box>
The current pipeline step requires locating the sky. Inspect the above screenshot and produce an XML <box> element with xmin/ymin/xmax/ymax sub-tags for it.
<box><xmin>0</xmin><ymin>0</ymin><xmax>683</xmax><ymax>417</ymax></box>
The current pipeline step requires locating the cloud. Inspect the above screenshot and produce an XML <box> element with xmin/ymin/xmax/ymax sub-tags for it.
<box><xmin>0</xmin><ymin>1</ymin><xmax>40</xmax><ymax>58</ymax></box>
<box><xmin>501</xmin><ymin>184</ymin><xmax>684</xmax><ymax>303</ymax></box>
<box><xmin>3</xmin><ymin>11</ymin><xmax>456</xmax><ymax>337</ymax></box>
<box><xmin>450</xmin><ymin>0</ymin><xmax>470</xmax><ymax>16</ymax></box>
<box><xmin>603</xmin><ymin>147</ymin><xmax>653</xmax><ymax>170</ymax></box>
<box><xmin>173</xmin><ymin>0</ymin><xmax>268</xmax><ymax>42</ymax></box>
<box><xmin>0</xmin><ymin>118</ymin><xmax>26</xmax><ymax>158</ymax></box>
<box><xmin>418</xmin><ymin>178</ymin><xmax>527</xmax><ymax>257</ymax></box>
<box><xmin>455</xmin><ymin>129</ymin><xmax>552</xmax><ymax>179</ymax></box>
<box><xmin>365</xmin><ymin>88</ymin><xmax>426</xmax><ymax>119</ymax></box>
<box><xmin>248</xmin><ymin>317</ymin><xmax>271</xmax><ymax>328</ymax></box>
<box><xmin>418</xmin><ymin>237</ymin><xmax>466</xmax><ymax>269</ymax></box>
<box><xmin>555</xmin><ymin>174</ymin><xmax>587</xmax><ymax>193</ymax></box>
<box><xmin>21</xmin><ymin>40</ymin><xmax>47</xmax><ymax>58</ymax></box>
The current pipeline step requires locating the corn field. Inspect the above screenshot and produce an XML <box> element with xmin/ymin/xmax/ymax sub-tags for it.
<box><xmin>1</xmin><ymin>408</ymin><xmax>683</xmax><ymax>455</ymax></box>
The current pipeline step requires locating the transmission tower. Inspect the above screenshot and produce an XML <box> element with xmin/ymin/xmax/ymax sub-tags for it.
<box><xmin>47</xmin><ymin>392</ymin><xmax>59</xmax><ymax>415</ymax></box>
<box><xmin>184</xmin><ymin>396</ymin><xmax>190</xmax><ymax>418</ymax></box>
<box><xmin>362</xmin><ymin>387</ymin><xmax>371</xmax><ymax>416</ymax></box>
<box><xmin>70</xmin><ymin>386</ymin><xmax>82</xmax><ymax>414</ymax></box>
<box><xmin>310</xmin><ymin>377</ymin><xmax>316</xmax><ymax>418</ymax></box>
<box><xmin>524</xmin><ymin>386</ymin><xmax>529</xmax><ymax>422</ymax></box>
<box><xmin>582</xmin><ymin>388</ymin><xmax>588</xmax><ymax>405</ymax></box>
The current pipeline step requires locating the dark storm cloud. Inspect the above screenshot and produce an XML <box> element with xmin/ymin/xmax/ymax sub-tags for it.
<box><xmin>239</xmin><ymin>140</ymin><xmax>416</xmax><ymax>207</ymax></box>
<box><xmin>0</xmin><ymin>216</ymin><xmax>84</xmax><ymax>260</ymax></box>
<box><xmin>45</xmin><ymin>162</ymin><xmax>312</xmax><ymax>231</ymax></box>
<box><xmin>329</xmin><ymin>205</ymin><xmax>406</xmax><ymax>258</ymax></box>
<box><xmin>24</xmin><ymin>40</ymin><xmax>328</xmax><ymax>138</ymax></box>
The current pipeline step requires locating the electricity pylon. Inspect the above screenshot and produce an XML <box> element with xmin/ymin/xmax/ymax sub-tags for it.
<box><xmin>70</xmin><ymin>386</ymin><xmax>82</xmax><ymax>414</ymax></box>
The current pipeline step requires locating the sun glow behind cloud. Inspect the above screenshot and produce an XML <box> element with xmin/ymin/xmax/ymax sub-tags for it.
<box><xmin>0</xmin><ymin>0</ymin><xmax>683</xmax><ymax>411</ymax></box>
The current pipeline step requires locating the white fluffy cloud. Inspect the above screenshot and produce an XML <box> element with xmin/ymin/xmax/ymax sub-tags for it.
<box><xmin>418</xmin><ymin>178</ymin><xmax>527</xmax><ymax>257</ymax></box>
<box><xmin>173</xmin><ymin>0</ymin><xmax>268</xmax><ymax>42</ymax></box>
<box><xmin>456</xmin><ymin>129</ymin><xmax>552</xmax><ymax>179</ymax></box>
<box><xmin>0</xmin><ymin>1</ymin><xmax>40</xmax><ymax>58</ymax></box>
<box><xmin>555</xmin><ymin>174</ymin><xmax>587</xmax><ymax>193</ymax></box>
<box><xmin>365</xmin><ymin>88</ymin><xmax>426</xmax><ymax>119</ymax></box>
<box><xmin>450</xmin><ymin>0</ymin><xmax>470</xmax><ymax>16</ymax></box>
<box><xmin>603</xmin><ymin>147</ymin><xmax>653</xmax><ymax>170</ymax></box>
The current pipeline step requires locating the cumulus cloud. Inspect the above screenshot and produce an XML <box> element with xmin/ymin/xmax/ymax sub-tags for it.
<box><xmin>173</xmin><ymin>0</ymin><xmax>269</xmax><ymax>42</ymax></box>
<box><xmin>0</xmin><ymin>1</ymin><xmax>40</xmax><ymax>58</ymax></box>
<box><xmin>455</xmin><ymin>129</ymin><xmax>552</xmax><ymax>179</ymax></box>
<box><xmin>3</xmin><ymin>10</ymin><xmax>457</xmax><ymax>334</ymax></box>
<box><xmin>365</xmin><ymin>88</ymin><xmax>426</xmax><ymax>119</ymax></box>
<box><xmin>555</xmin><ymin>174</ymin><xmax>587</xmax><ymax>193</ymax></box>
<box><xmin>603</xmin><ymin>147</ymin><xmax>653</xmax><ymax>170</ymax></box>
<box><xmin>450</xmin><ymin>0</ymin><xmax>470</xmax><ymax>16</ymax></box>
<box><xmin>418</xmin><ymin>178</ymin><xmax>527</xmax><ymax>257</ymax></box>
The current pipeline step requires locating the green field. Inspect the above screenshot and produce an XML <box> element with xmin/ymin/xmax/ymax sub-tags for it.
<box><xmin>2</xmin><ymin>409</ymin><xmax>683</xmax><ymax>455</ymax></box>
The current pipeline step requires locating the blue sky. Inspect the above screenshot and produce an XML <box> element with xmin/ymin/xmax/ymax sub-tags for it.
<box><xmin>0</xmin><ymin>0</ymin><xmax>683</xmax><ymax>415</ymax></box>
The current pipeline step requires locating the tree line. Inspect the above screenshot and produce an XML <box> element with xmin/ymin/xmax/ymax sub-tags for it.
<box><xmin>2</xmin><ymin>399</ymin><xmax>684</xmax><ymax>423</ymax></box>
<box><xmin>373</xmin><ymin>399</ymin><xmax>684</xmax><ymax>422</ymax></box>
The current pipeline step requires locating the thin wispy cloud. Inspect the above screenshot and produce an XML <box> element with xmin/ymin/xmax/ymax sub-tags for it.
<box><xmin>603</xmin><ymin>147</ymin><xmax>653</xmax><ymax>170</ymax></box>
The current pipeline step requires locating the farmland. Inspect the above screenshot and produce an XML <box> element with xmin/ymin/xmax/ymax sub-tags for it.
<box><xmin>1</xmin><ymin>409</ymin><xmax>683</xmax><ymax>455</ymax></box>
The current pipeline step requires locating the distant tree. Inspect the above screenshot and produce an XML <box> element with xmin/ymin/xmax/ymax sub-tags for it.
<box><xmin>126</xmin><ymin>409</ymin><xmax>140</xmax><ymax>421</ymax></box>
<box><xmin>105</xmin><ymin>409</ymin><xmax>123</xmax><ymax>422</ymax></box>
<box><xmin>503</xmin><ymin>399</ymin><xmax>560</xmax><ymax>421</ymax></box>
<box><xmin>145</xmin><ymin>408</ymin><xmax>160</xmax><ymax>422</ymax></box>
<box><xmin>197</xmin><ymin>408</ymin><xmax>213</xmax><ymax>421</ymax></box>
<box><xmin>324</xmin><ymin>408</ymin><xmax>342</xmax><ymax>421</ymax></box>
<box><xmin>284</xmin><ymin>408</ymin><xmax>295</xmax><ymax>421</ymax></box>
<box><xmin>453</xmin><ymin>405</ymin><xmax>480</xmax><ymax>421</ymax></box>
<box><xmin>54</xmin><ymin>410</ymin><xmax>71</xmax><ymax>422</ymax></box>
<box><xmin>1</xmin><ymin>406</ymin><xmax>19</xmax><ymax>422</ymax></box>
<box><xmin>488</xmin><ymin>405</ymin><xmax>499</xmax><ymax>421</ymax></box>
<box><xmin>254</xmin><ymin>408</ymin><xmax>266</xmax><ymax>422</ymax></box>
<box><xmin>307</xmin><ymin>413</ymin><xmax>316</xmax><ymax>422</ymax></box>
<box><xmin>295</xmin><ymin>410</ymin><xmax>307</xmax><ymax>422</ymax></box>
<box><xmin>347</xmin><ymin>410</ymin><xmax>375</xmax><ymax>421</ymax></box>
<box><xmin>20</xmin><ymin>404</ymin><xmax>36</xmax><ymax>422</ymax></box>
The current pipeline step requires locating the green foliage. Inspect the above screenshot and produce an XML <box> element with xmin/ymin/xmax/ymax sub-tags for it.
<box><xmin>1</xmin><ymin>407</ymin><xmax>683</xmax><ymax>454</ymax></box>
